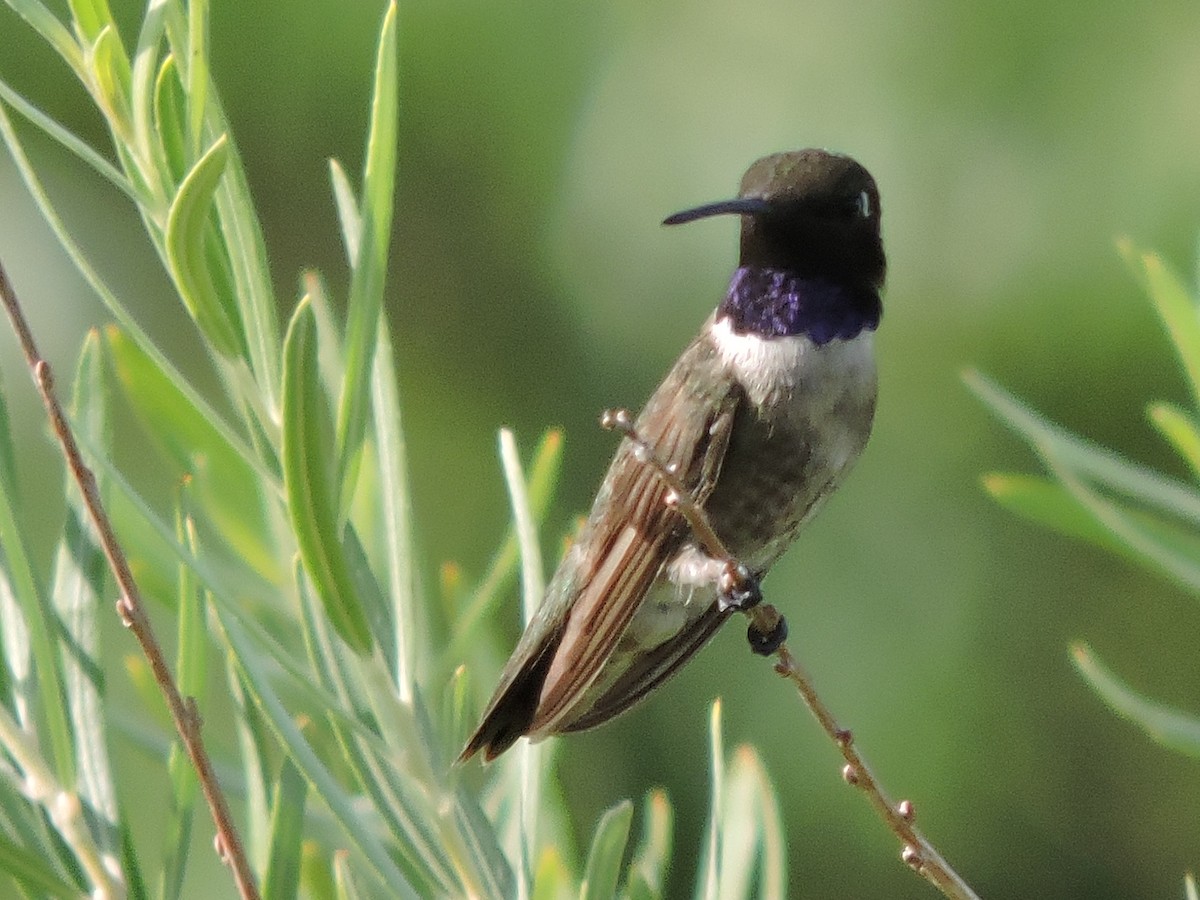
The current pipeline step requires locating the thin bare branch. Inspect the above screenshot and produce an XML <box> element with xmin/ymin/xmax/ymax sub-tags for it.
<box><xmin>602</xmin><ymin>406</ymin><xmax>979</xmax><ymax>900</ymax></box>
<box><xmin>0</xmin><ymin>260</ymin><xmax>261</xmax><ymax>900</ymax></box>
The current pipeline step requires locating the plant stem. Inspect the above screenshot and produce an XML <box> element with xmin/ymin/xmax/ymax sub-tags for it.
<box><xmin>601</xmin><ymin>407</ymin><xmax>979</xmax><ymax>900</ymax></box>
<box><xmin>0</xmin><ymin>260</ymin><xmax>261</xmax><ymax>900</ymax></box>
<box><xmin>757</xmin><ymin>606</ymin><xmax>979</xmax><ymax>899</ymax></box>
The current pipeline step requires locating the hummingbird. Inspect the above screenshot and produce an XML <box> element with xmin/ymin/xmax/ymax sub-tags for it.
<box><xmin>461</xmin><ymin>149</ymin><xmax>885</xmax><ymax>762</ymax></box>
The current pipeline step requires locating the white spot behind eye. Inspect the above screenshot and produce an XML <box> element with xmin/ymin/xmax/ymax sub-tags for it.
<box><xmin>856</xmin><ymin>190</ymin><xmax>871</xmax><ymax>218</ymax></box>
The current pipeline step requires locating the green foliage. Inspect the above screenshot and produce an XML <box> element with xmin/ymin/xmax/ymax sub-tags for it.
<box><xmin>969</xmin><ymin>243</ymin><xmax>1200</xmax><ymax>758</ymax></box>
<box><xmin>0</xmin><ymin>1</ymin><xmax>791</xmax><ymax>897</ymax></box>
<box><xmin>695</xmin><ymin>703</ymin><xmax>786</xmax><ymax>900</ymax></box>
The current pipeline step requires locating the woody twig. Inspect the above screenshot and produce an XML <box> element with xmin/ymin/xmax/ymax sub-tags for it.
<box><xmin>0</xmin><ymin>260</ymin><xmax>261</xmax><ymax>900</ymax></box>
<box><xmin>602</xmin><ymin>406</ymin><xmax>978</xmax><ymax>900</ymax></box>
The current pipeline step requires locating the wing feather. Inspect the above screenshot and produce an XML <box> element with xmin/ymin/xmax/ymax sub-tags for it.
<box><xmin>529</xmin><ymin>336</ymin><xmax>741</xmax><ymax>735</ymax></box>
<box><xmin>461</xmin><ymin>330</ymin><xmax>741</xmax><ymax>759</ymax></box>
<box><xmin>559</xmin><ymin>602</ymin><xmax>730</xmax><ymax>733</ymax></box>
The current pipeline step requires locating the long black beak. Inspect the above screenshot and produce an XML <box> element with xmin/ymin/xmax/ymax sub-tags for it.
<box><xmin>662</xmin><ymin>197</ymin><xmax>773</xmax><ymax>226</ymax></box>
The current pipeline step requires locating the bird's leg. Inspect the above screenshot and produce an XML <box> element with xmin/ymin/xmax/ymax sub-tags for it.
<box><xmin>601</xmin><ymin>407</ymin><xmax>788</xmax><ymax>657</ymax></box>
<box><xmin>717</xmin><ymin>560</ymin><xmax>786</xmax><ymax>655</ymax></box>
<box><xmin>667</xmin><ymin>549</ymin><xmax>760</xmax><ymax>611</ymax></box>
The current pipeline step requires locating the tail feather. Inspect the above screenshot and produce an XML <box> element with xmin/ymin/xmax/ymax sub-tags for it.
<box><xmin>458</xmin><ymin>633</ymin><xmax>561</xmax><ymax>763</ymax></box>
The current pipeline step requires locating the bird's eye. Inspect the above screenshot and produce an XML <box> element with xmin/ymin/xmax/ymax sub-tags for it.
<box><xmin>855</xmin><ymin>190</ymin><xmax>871</xmax><ymax>218</ymax></box>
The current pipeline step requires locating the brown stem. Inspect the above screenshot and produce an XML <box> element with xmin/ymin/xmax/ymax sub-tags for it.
<box><xmin>601</xmin><ymin>407</ymin><xmax>979</xmax><ymax>900</ymax></box>
<box><xmin>0</xmin><ymin>261</ymin><xmax>261</xmax><ymax>900</ymax></box>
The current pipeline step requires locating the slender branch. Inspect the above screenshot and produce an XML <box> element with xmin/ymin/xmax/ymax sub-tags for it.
<box><xmin>0</xmin><ymin>261</ymin><xmax>262</xmax><ymax>900</ymax></box>
<box><xmin>602</xmin><ymin>407</ymin><xmax>979</xmax><ymax>900</ymax></box>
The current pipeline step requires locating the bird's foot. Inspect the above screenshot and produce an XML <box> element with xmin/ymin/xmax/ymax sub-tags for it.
<box><xmin>747</xmin><ymin>612</ymin><xmax>788</xmax><ymax>656</ymax></box>
<box><xmin>717</xmin><ymin>562</ymin><xmax>762</xmax><ymax>612</ymax></box>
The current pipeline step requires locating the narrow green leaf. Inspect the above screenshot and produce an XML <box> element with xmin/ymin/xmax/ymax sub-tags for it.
<box><xmin>0</xmin><ymin>79</ymin><xmax>132</xmax><ymax>198</ymax></box>
<box><xmin>335</xmin><ymin>0</ymin><xmax>398</xmax><ymax>497</ymax></box>
<box><xmin>965</xmin><ymin>369</ymin><xmax>1200</xmax><ymax>527</ymax></box>
<box><xmin>624</xmin><ymin>790</ymin><xmax>673</xmax><ymax>900</ymax></box>
<box><xmin>155</xmin><ymin>0</ymin><xmax>281</xmax><ymax>410</ymax></box>
<box><xmin>329</xmin><ymin>158</ymin><xmax>362</xmax><ymax>265</ymax></box>
<box><xmin>981</xmin><ymin>473</ymin><xmax>1133</xmax><ymax>555</ymax></box>
<box><xmin>355</xmin><ymin>651</ymin><xmax>433</xmax><ymax>790</ymax></box>
<box><xmin>0</xmin><ymin>830</ymin><xmax>80</xmax><ymax>899</ymax></box>
<box><xmin>85</xmin><ymin>24</ymin><xmax>134</xmax><ymax>143</ymax></box>
<box><xmin>757</xmin><ymin>761</ymin><xmax>787</xmax><ymax>900</ymax></box>
<box><xmin>499</xmin><ymin>427</ymin><xmax>549</xmax><ymax>896</ymax></box>
<box><xmin>154</xmin><ymin>55</ymin><xmax>188</xmax><ymax>185</ymax></box>
<box><xmin>282</xmin><ymin>300</ymin><xmax>372</xmax><ymax>653</ymax></box>
<box><xmin>0</xmin><ymin>772</ymin><xmax>63</xmax><ymax>877</ymax></box>
<box><xmin>213</xmin><ymin>607</ymin><xmax>419</xmax><ymax>897</ymax></box>
<box><xmin>333</xmin><ymin>852</ymin><xmax>367</xmax><ymax>900</ymax></box>
<box><xmin>345</xmin><ymin>525</ymin><xmax>394</xmax><ymax>659</ymax></box>
<box><xmin>0</xmin><ymin>95</ymin><xmax>272</xmax><ymax>485</ymax></box>
<box><xmin>579</xmin><ymin>800</ymin><xmax>634</xmax><ymax>900</ymax></box>
<box><xmin>445</xmin><ymin>664</ymin><xmax>470</xmax><ymax>756</ymax></box>
<box><xmin>1044</xmin><ymin>456</ymin><xmax>1200</xmax><ymax>596</ymax></box>
<box><xmin>1148</xmin><ymin>401</ymin><xmax>1200</xmax><ymax>479</ymax></box>
<box><xmin>165</xmin><ymin>133</ymin><xmax>246</xmax><ymax>359</ymax></box>
<box><xmin>0</xmin><ymin>699</ymin><xmax>116</xmax><ymax>895</ymax></box>
<box><xmin>443</xmin><ymin>429</ymin><xmax>564</xmax><ymax>676</ymax></box>
<box><xmin>716</xmin><ymin>754</ymin><xmax>759</xmax><ymax>900</ymax></box>
<box><xmin>66</xmin><ymin>0</ymin><xmax>117</xmax><ymax>43</ymax></box>
<box><xmin>698</xmin><ymin>700</ymin><xmax>724</xmax><ymax>900</ymax></box>
<box><xmin>721</xmin><ymin>748</ymin><xmax>785</xmax><ymax>900</ymax></box>
<box><xmin>175</xmin><ymin>514</ymin><xmax>208</xmax><ymax>707</ymax></box>
<box><xmin>301</xmin><ymin>842</ymin><xmax>336</xmax><ymax>900</ymax></box>
<box><xmin>5</xmin><ymin>1</ymin><xmax>84</xmax><ymax>73</ymax></box>
<box><xmin>210</xmin><ymin>147</ymin><xmax>283</xmax><ymax>414</ymax></box>
<box><xmin>185</xmin><ymin>0</ymin><xmax>210</xmax><ymax>156</ymax></box>
<box><xmin>447</xmin><ymin>793</ymin><xmax>516</xmax><ymax>900</ymax></box>
<box><xmin>68</xmin><ymin>437</ymin><xmax>386</xmax><ymax>754</ymax></box>
<box><xmin>1119</xmin><ymin>241</ymin><xmax>1200</xmax><ymax>411</ymax></box>
<box><xmin>0</xmin><ymin>601</ymin><xmax>29</xmax><ymax>738</ymax></box>
<box><xmin>262</xmin><ymin>756</ymin><xmax>308</xmax><ymax>900</ymax></box>
<box><xmin>52</xmin><ymin>332</ymin><xmax>120</xmax><ymax>869</ymax></box>
<box><xmin>0</xmin><ymin>366</ymin><xmax>17</xmax><ymax>497</ymax></box>
<box><xmin>105</xmin><ymin>326</ymin><xmax>279</xmax><ymax>582</ymax></box>
<box><xmin>0</xmin><ymin>365</ymin><xmax>26</xmax><ymax>707</ymax></box>
<box><xmin>361</xmin><ymin>0</ymin><xmax>399</xmax><ymax>252</ymax></box>
<box><xmin>120</xmin><ymin>821</ymin><xmax>149</xmax><ymax>900</ymax></box>
<box><xmin>127</xmin><ymin>0</ymin><xmax>173</xmax><ymax>208</ymax></box>
<box><xmin>988</xmin><ymin>468</ymin><xmax>1200</xmax><ymax>596</ymax></box>
<box><xmin>1071</xmin><ymin>643</ymin><xmax>1200</xmax><ymax>757</ymax></box>
<box><xmin>302</xmin><ymin>270</ymin><xmax>347</xmax><ymax>397</ymax></box>
<box><xmin>160</xmin><ymin>493</ymin><xmax>207</xmax><ymax>900</ymax></box>
<box><xmin>531</xmin><ymin>848</ymin><xmax>571</xmax><ymax>900</ymax></box>
<box><xmin>160</xmin><ymin>740</ymin><xmax>196</xmax><ymax>900</ymax></box>
<box><xmin>371</xmin><ymin>319</ymin><xmax>421</xmax><ymax>697</ymax></box>
<box><xmin>294</xmin><ymin>570</ymin><xmax>460</xmax><ymax>897</ymax></box>
<box><xmin>501</xmin><ymin>429</ymin><xmax>547</xmax><ymax>626</ymax></box>
<box><xmin>226</xmin><ymin>658</ymin><xmax>273</xmax><ymax>867</ymax></box>
<box><xmin>0</xmin><ymin>377</ymin><xmax>75</xmax><ymax>785</ymax></box>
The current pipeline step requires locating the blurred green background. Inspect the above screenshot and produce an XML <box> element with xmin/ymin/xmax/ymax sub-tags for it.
<box><xmin>3</xmin><ymin>0</ymin><xmax>1200</xmax><ymax>896</ymax></box>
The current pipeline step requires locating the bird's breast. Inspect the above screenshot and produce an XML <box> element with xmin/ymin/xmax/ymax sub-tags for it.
<box><xmin>708</xmin><ymin>313</ymin><xmax>876</xmax><ymax>412</ymax></box>
<box><xmin>703</xmin><ymin>314</ymin><xmax>878</xmax><ymax>566</ymax></box>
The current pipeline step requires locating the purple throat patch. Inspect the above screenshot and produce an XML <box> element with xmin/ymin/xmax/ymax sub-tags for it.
<box><xmin>718</xmin><ymin>267</ymin><xmax>882</xmax><ymax>345</ymax></box>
